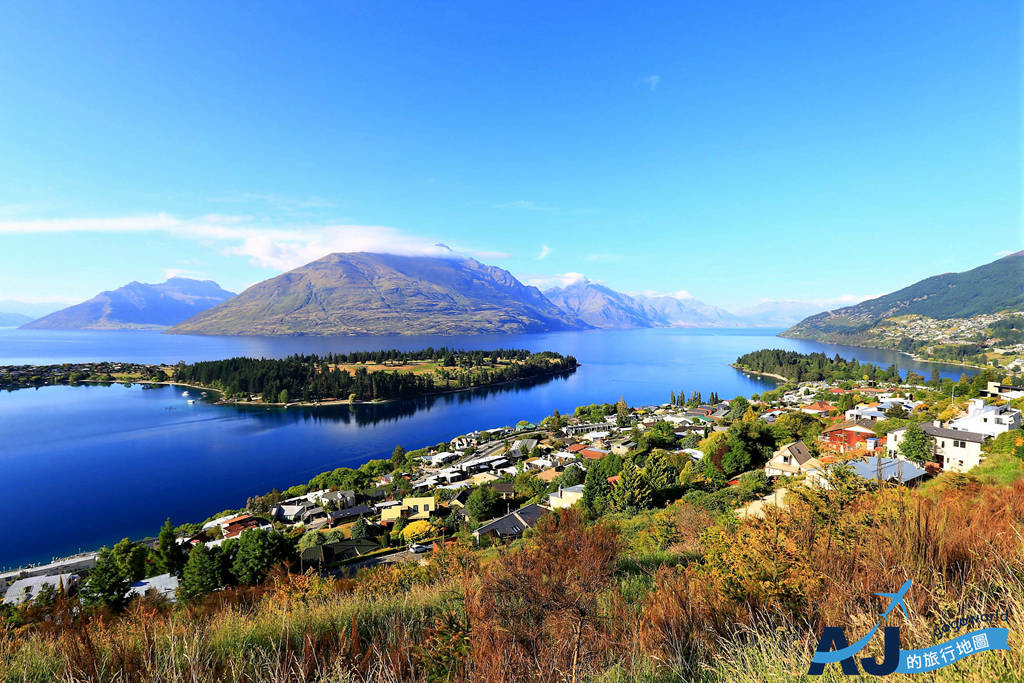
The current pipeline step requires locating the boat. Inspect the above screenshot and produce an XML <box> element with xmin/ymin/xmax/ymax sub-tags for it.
<box><xmin>181</xmin><ymin>391</ymin><xmax>190</xmax><ymax>397</ymax></box>
<box><xmin>187</xmin><ymin>399</ymin><xmax>195</xmax><ymax>404</ymax></box>
<box><xmin>201</xmin><ymin>392</ymin><xmax>208</xmax><ymax>397</ymax></box>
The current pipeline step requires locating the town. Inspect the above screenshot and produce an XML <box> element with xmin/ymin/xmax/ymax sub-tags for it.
<box><xmin>4</xmin><ymin>352</ymin><xmax>1021</xmax><ymax>615</ymax></box>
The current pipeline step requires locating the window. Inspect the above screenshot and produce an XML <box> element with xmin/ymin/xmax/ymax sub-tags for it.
<box><xmin>953</xmin><ymin>440</ymin><xmax>965</xmax><ymax>449</ymax></box>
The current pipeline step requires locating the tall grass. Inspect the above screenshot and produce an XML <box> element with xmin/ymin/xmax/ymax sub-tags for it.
<box><xmin>3</xmin><ymin>473</ymin><xmax>1022</xmax><ymax>681</ymax></box>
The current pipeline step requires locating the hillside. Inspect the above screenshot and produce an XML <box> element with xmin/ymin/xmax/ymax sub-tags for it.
<box><xmin>169</xmin><ymin>252</ymin><xmax>586</xmax><ymax>336</ymax></box>
<box><xmin>21</xmin><ymin>278</ymin><xmax>235</xmax><ymax>330</ymax></box>
<box><xmin>782</xmin><ymin>251</ymin><xmax>1024</xmax><ymax>342</ymax></box>
<box><xmin>544</xmin><ymin>280</ymin><xmax>742</xmax><ymax>329</ymax></box>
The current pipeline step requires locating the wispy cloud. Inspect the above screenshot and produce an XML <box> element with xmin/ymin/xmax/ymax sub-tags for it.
<box><xmin>0</xmin><ymin>214</ymin><xmax>499</xmax><ymax>272</ymax></box>
<box><xmin>212</xmin><ymin>192</ymin><xmax>339</xmax><ymax>211</ymax></box>
<box><xmin>639</xmin><ymin>74</ymin><xmax>661</xmax><ymax>91</ymax></box>
<box><xmin>995</xmin><ymin>250</ymin><xmax>1015</xmax><ymax>258</ymax></box>
<box><xmin>522</xmin><ymin>272</ymin><xmax>588</xmax><ymax>289</ymax></box>
<box><xmin>537</xmin><ymin>244</ymin><xmax>552</xmax><ymax>260</ymax></box>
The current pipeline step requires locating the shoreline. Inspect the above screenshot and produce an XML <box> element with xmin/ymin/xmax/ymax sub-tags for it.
<box><xmin>778</xmin><ymin>332</ymin><xmax>990</xmax><ymax>372</ymax></box>
<box><xmin>730</xmin><ymin>364</ymin><xmax>790</xmax><ymax>383</ymax></box>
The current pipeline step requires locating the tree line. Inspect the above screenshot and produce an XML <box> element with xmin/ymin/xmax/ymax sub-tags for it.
<box><xmin>173</xmin><ymin>349</ymin><xmax>577</xmax><ymax>403</ymax></box>
<box><xmin>735</xmin><ymin>349</ymin><xmax>901</xmax><ymax>383</ymax></box>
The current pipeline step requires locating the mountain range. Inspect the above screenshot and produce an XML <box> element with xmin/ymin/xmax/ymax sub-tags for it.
<box><xmin>782</xmin><ymin>251</ymin><xmax>1024</xmax><ymax>341</ymax></box>
<box><xmin>21</xmin><ymin>278</ymin><xmax>235</xmax><ymax>330</ymax></box>
<box><xmin>167</xmin><ymin>253</ymin><xmax>583</xmax><ymax>336</ymax></box>
<box><xmin>542</xmin><ymin>280</ymin><xmax>743</xmax><ymax>328</ymax></box>
<box><xmin>0</xmin><ymin>312</ymin><xmax>33</xmax><ymax>327</ymax></box>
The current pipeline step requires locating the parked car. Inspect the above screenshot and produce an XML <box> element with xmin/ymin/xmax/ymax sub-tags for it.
<box><xmin>409</xmin><ymin>543</ymin><xmax>430</xmax><ymax>554</ymax></box>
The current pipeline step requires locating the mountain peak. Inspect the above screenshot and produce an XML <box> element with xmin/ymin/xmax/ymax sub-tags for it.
<box><xmin>168</xmin><ymin>252</ymin><xmax>585</xmax><ymax>336</ymax></box>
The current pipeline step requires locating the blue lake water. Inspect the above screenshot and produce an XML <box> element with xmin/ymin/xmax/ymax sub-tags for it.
<box><xmin>0</xmin><ymin>327</ymin><xmax>975</xmax><ymax>568</ymax></box>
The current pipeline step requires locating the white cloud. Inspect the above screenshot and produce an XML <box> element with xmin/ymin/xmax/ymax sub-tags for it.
<box><xmin>995</xmin><ymin>249</ymin><xmax>1014</xmax><ymax>258</ymax></box>
<box><xmin>0</xmin><ymin>214</ymin><xmax>500</xmax><ymax>272</ymax></box>
<box><xmin>522</xmin><ymin>272</ymin><xmax>588</xmax><ymax>289</ymax></box>
<box><xmin>632</xmin><ymin>289</ymin><xmax>694</xmax><ymax>300</ymax></box>
<box><xmin>537</xmin><ymin>244</ymin><xmax>552</xmax><ymax>260</ymax></box>
<box><xmin>640</xmin><ymin>75</ymin><xmax>661</xmax><ymax>91</ymax></box>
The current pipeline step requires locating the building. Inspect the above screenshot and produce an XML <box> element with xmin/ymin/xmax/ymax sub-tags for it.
<box><xmin>980</xmin><ymin>381</ymin><xmax>1024</xmax><ymax>400</ymax></box>
<box><xmin>3</xmin><ymin>573</ymin><xmax>79</xmax><ymax>606</ymax></box>
<box><xmin>800</xmin><ymin>401</ymin><xmax>836</xmax><ymax>416</ymax></box>
<box><xmin>128</xmin><ymin>573</ymin><xmax>179</xmax><ymax>602</ymax></box>
<box><xmin>764</xmin><ymin>441</ymin><xmax>822</xmax><ymax>478</ymax></box>
<box><xmin>842</xmin><ymin>456</ymin><xmax>928</xmax><ymax>487</ymax></box>
<box><xmin>473</xmin><ymin>504</ymin><xmax>549</xmax><ymax>543</ymax></box>
<box><xmin>886</xmin><ymin>422</ymin><xmax>989</xmax><ymax>473</ymax></box>
<box><xmin>820</xmin><ymin>419</ymin><xmax>883</xmax><ymax>453</ymax></box>
<box><xmin>380</xmin><ymin>496</ymin><xmax>437</xmax><ymax>524</ymax></box>
<box><xmin>547</xmin><ymin>484</ymin><xmax>585</xmax><ymax>509</ymax></box>
<box><xmin>946</xmin><ymin>399</ymin><xmax>1021</xmax><ymax>438</ymax></box>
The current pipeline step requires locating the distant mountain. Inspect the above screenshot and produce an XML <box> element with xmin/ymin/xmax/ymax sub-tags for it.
<box><xmin>543</xmin><ymin>281</ymin><xmax>651</xmax><ymax>329</ymax></box>
<box><xmin>733</xmin><ymin>300</ymin><xmax>830</xmax><ymax>328</ymax></box>
<box><xmin>782</xmin><ymin>251</ymin><xmax>1024</xmax><ymax>341</ymax></box>
<box><xmin>544</xmin><ymin>280</ymin><xmax>741</xmax><ymax>328</ymax></box>
<box><xmin>635</xmin><ymin>293</ymin><xmax>742</xmax><ymax>327</ymax></box>
<box><xmin>0</xmin><ymin>312</ymin><xmax>33</xmax><ymax>327</ymax></box>
<box><xmin>22</xmin><ymin>278</ymin><xmax>236</xmax><ymax>330</ymax></box>
<box><xmin>168</xmin><ymin>253</ymin><xmax>585</xmax><ymax>336</ymax></box>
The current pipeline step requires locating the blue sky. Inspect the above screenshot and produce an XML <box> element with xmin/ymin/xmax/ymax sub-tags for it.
<box><xmin>0</xmin><ymin>1</ymin><xmax>1018</xmax><ymax>315</ymax></box>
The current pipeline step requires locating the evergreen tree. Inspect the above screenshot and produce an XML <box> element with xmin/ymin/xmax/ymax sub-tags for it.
<box><xmin>466</xmin><ymin>486</ymin><xmax>500</xmax><ymax>522</ymax></box>
<box><xmin>111</xmin><ymin>537</ymin><xmax>148</xmax><ymax>582</ymax></box>
<box><xmin>610</xmin><ymin>460</ymin><xmax>652</xmax><ymax>513</ymax></box>
<box><xmin>645</xmin><ymin>450</ymin><xmax>674</xmax><ymax>490</ymax></box>
<box><xmin>351</xmin><ymin>516</ymin><xmax>370</xmax><ymax>539</ymax></box>
<box><xmin>179</xmin><ymin>544</ymin><xmax>222</xmax><ymax>602</ymax></box>
<box><xmin>80</xmin><ymin>547</ymin><xmax>130</xmax><ymax>611</ymax></box>
<box><xmin>899</xmin><ymin>423</ymin><xmax>933</xmax><ymax>464</ymax></box>
<box><xmin>154</xmin><ymin>518</ymin><xmax>186</xmax><ymax>576</ymax></box>
<box><xmin>670</xmin><ymin>391</ymin><xmax>676</xmax><ymax>406</ymax></box>
<box><xmin>615</xmin><ymin>396</ymin><xmax>630</xmax><ymax>428</ymax></box>
<box><xmin>581</xmin><ymin>466</ymin><xmax>611</xmax><ymax>517</ymax></box>
<box><xmin>231</xmin><ymin>529</ymin><xmax>286</xmax><ymax>585</ymax></box>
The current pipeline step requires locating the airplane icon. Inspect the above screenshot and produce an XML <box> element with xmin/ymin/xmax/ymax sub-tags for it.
<box><xmin>876</xmin><ymin>580</ymin><xmax>913</xmax><ymax>620</ymax></box>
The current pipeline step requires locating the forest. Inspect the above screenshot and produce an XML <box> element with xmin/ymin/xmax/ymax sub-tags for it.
<box><xmin>173</xmin><ymin>348</ymin><xmax>578</xmax><ymax>403</ymax></box>
<box><xmin>734</xmin><ymin>348</ymin><xmax>902</xmax><ymax>383</ymax></box>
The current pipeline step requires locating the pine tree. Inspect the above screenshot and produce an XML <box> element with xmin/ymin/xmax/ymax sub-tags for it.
<box><xmin>670</xmin><ymin>391</ymin><xmax>676</xmax><ymax>406</ymax></box>
<box><xmin>80</xmin><ymin>547</ymin><xmax>131</xmax><ymax>611</ymax></box>
<box><xmin>155</xmin><ymin>518</ymin><xmax>186</xmax><ymax>576</ymax></box>
<box><xmin>351</xmin><ymin>516</ymin><xmax>369</xmax><ymax>539</ymax></box>
<box><xmin>610</xmin><ymin>460</ymin><xmax>652</xmax><ymax>513</ymax></box>
<box><xmin>616</xmin><ymin>396</ymin><xmax>630</xmax><ymax>428</ymax></box>
<box><xmin>646</xmin><ymin>450</ymin><xmax>674</xmax><ymax>490</ymax></box>
<box><xmin>179</xmin><ymin>544</ymin><xmax>222</xmax><ymax>602</ymax></box>
<box><xmin>582</xmin><ymin>466</ymin><xmax>611</xmax><ymax>517</ymax></box>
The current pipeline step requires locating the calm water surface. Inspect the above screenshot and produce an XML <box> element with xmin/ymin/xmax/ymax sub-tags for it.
<box><xmin>0</xmin><ymin>328</ymin><xmax>975</xmax><ymax>567</ymax></box>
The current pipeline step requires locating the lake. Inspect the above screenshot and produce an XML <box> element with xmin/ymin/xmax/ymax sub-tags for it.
<box><xmin>0</xmin><ymin>327</ymin><xmax>975</xmax><ymax>568</ymax></box>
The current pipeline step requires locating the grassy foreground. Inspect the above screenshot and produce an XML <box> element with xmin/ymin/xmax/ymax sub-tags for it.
<box><xmin>3</xmin><ymin>460</ymin><xmax>1023</xmax><ymax>682</ymax></box>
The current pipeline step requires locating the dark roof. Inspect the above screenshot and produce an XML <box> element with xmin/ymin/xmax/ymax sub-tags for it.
<box><xmin>491</xmin><ymin>481</ymin><xmax>515</xmax><ymax>494</ymax></box>
<box><xmin>300</xmin><ymin>538</ymin><xmax>380</xmax><ymax>565</ymax></box>
<box><xmin>474</xmin><ymin>504</ymin><xmax>549</xmax><ymax>539</ymax></box>
<box><xmin>330</xmin><ymin>504</ymin><xmax>375</xmax><ymax>521</ymax></box>
<box><xmin>919</xmin><ymin>423</ymin><xmax>988</xmax><ymax>444</ymax></box>
<box><xmin>781</xmin><ymin>441</ymin><xmax>814</xmax><ymax>466</ymax></box>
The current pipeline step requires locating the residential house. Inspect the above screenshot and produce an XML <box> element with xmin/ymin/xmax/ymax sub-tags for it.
<box><xmin>491</xmin><ymin>481</ymin><xmax>515</xmax><ymax>500</ymax></box>
<box><xmin>886</xmin><ymin>422</ymin><xmax>989</xmax><ymax>473</ymax></box>
<box><xmin>822</xmin><ymin>456</ymin><xmax>928</xmax><ymax>487</ymax></box>
<box><xmin>800</xmin><ymin>401</ymin><xmax>836</xmax><ymax>416</ymax></box>
<box><xmin>547</xmin><ymin>484</ymin><xmax>585</xmax><ymax>509</ymax></box>
<box><xmin>380</xmin><ymin>496</ymin><xmax>437</xmax><ymax>524</ymax></box>
<box><xmin>820</xmin><ymin>419</ymin><xmax>883</xmax><ymax>453</ymax></box>
<box><xmin>329</xmin><ymin>504</ymin><xmax>375</xmax><ymax>525</ymax></box>
<box><xmin>611</xmin><ymin>440</ymin><xmax>637</xmax><ymax>456</ymax></box>
<box><xmin>536</xmin><ymin>468</ymin><xmax>560</xmax><ymax>484</ymax></box>
<box><xmin>980</xmin><ymin>381</ymin><xmax>1024</xmax><ymax>400</ymax></box>
<box><xmin>473</xmin><ymin>504</ymin><xmax>550</xmax><ymax>543</ymax></box>
<box><xmin>3</xmin><ymin>574</ymin><xmax>79</xmax><ymax>606</ymax></box>
<box><xmin>299</xmin><ymin>538</ymin><xmax>380</xmax><ymax>568</ymax></box>
<box><xmin>946</xmin><ymin>399</ymin><xmax>1022</xmax><ymax>437</ymax></box>
<box><xmin>578</xmin><ymin>448</ymin><xmax>609</xmax><ymax>460</ymax></box>
<box><xmin>128</xmin><ymin>573</ymin><xmax>179</xmax><ymax>602</ymax></box>
<box><xmin>764</xmin><ymin>441</ymin><xmax>823</xmax><ymax>478</ymax></box>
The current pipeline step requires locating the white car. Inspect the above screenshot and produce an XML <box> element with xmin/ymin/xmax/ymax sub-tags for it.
<box><xmin>409</xmin><ymin>543</ymin><xmax>430</xmax><ymax>554</ymax></box>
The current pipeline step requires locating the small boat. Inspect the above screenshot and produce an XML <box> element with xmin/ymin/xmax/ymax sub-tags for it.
<box><xmin>201</xmin><ymin>392</ymin><xmax>208</xmax><ymax>397</ymax></box>
<box><xmin>187</xmin><ymin>399</ymin><xmax>195</xmax><ymax>404</ymax></box>
<box><xmin>182</xmin><ymin>391</ymin><xmax>190</xmax><ymax>397</ymax></box>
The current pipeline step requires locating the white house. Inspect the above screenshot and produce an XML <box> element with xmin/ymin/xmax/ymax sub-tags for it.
<box><xmin>547</xmin><ymin>484</ymin><xmax>585</xmax><ymax>510</ymax></box>
<box><xmin>3</xmin><ymin>573</ymin><xmax>79</xmax><ymax>606</ymax></box>
<box><xmin>946</xmin><ymin>399</ymin><xmax>1021</xmax><ymax>438</ymax></box>
<box><xmin>764</xmin><ymin>441</ymin><xmax>822</xmax><ymax>478</ymax></box>
<box><xmin>886</xmin><ymin>422</ymin><xmax>989</xmax><ymax>473</ymax></box>
<box><xmin>128</xmin><ymin>573</ymin><xmax>179</xmax><ymax>602</ymax></box>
